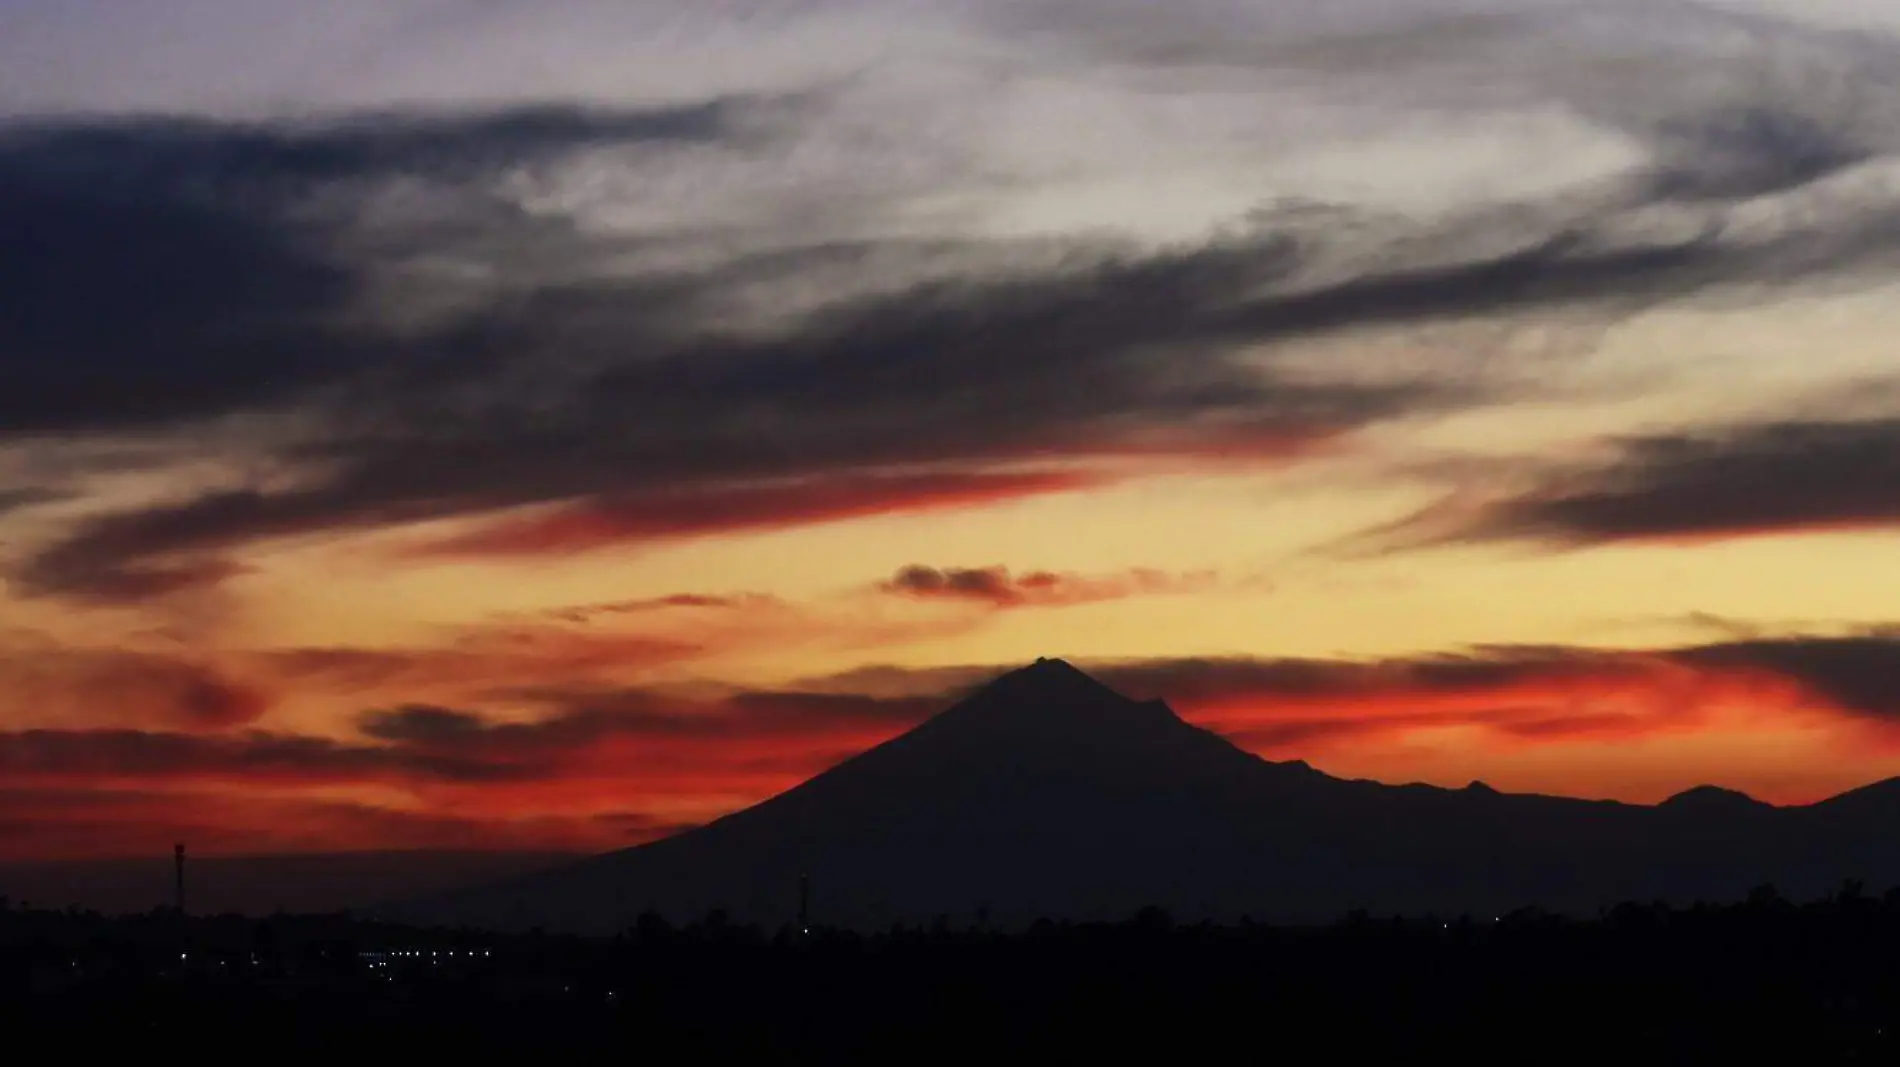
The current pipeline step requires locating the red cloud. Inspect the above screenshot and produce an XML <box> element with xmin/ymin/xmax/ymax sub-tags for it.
<box><xmin>1093</xmin><ymin>650</ymin><xmax>1836</xmax><ymax>761</ymax></box>
<box><xmin>0</xmin><ymin>787</ymin><xmax>639</xmax><ymax>862</ymax></box>
<box><xmin>14</xmin><ymin>635</ymin><xmax>1900</xmax><ymax>861</ymax></box>
<box><xmin>416</xmin><ymin>468</ymin><xmax>1102</xmax><ymax>558</ymax></box>
<box><xmin>0</xmin><ymin>644</ymin><xmax>272</xmax><ymax>730</ymax></box>
<box><xmin>0</xmin><ymin>686</ymin><xmax>942</xmax><ymax>859</ymax></box>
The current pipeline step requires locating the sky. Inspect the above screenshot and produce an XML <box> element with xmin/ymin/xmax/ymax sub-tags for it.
<box><xmin>8</xmin><ymin>0</ymin><xmax>1900</xmax><ymax>861</ymax></box>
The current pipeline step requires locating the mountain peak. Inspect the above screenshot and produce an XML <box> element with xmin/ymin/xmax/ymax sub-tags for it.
<box><xmin>949</xmin><ymin>657</ymin><xmax>1170</xmax><ymax>729</ymax></box>
<box><xmin>985</xmin><ymin>656</ymin><xmax>1118</xmax><ymax>699</ymax></box>
<box><xmin>885</xmin><ymin>657</ymin><xmax>1234</xmax><ymax>768</ymax></box>
<box><xmin>1660</xmin><ymin>785</ymin><xmax>1769</xmax><ymax>812</ymax></box>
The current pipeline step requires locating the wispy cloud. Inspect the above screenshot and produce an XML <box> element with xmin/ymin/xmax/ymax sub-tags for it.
<box><xmin>1361</xmin><ymin>417</ymin><xmax>1900</xmax><ymax>551</ymax></box>
<box><xmin>9</xmin><ymin>2</ymin><xmax>1900</xmax><ymax>603</ymax></box>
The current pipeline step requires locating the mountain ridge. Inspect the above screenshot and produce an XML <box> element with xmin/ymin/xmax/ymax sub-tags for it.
<box><xmin>386</xmin><ymin>658</ymin><xmax>1900</xmax><ymax>933</ymax></box>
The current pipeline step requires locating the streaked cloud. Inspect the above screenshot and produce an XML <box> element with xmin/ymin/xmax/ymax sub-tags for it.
<box><xmin>9</xmin><ymin>1</ymin><xmax>1900</xmax><ymax>606</ymax></box>
<box><xmin>1368</xmin><ymin>417</ymin><xmax>1900</xmax><ymax>550</ymax></box>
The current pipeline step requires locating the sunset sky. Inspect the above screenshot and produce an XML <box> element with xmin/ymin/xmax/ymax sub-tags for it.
<box><xmin>8</xmin><ymin>0</ymin><xmax>1900</xmax><ymax>861</ymax></box>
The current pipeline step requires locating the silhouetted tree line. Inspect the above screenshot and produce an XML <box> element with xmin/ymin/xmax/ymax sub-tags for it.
<box><xmin>4</xmin><ymin>884</ymin><xmax>1899</xmax><ymax>1061</ymax></box>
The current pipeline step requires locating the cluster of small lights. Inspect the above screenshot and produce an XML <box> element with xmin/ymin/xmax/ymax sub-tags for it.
<box><xmin>358</xmin><ymin>949</ymin><xmax>493</xmax><ymax>962</ymax></box>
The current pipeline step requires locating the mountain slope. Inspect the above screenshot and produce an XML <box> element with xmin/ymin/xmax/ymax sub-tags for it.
<box><xmin>391</xmin><ymin>659</ymin><xmax>1900</xmax><ymax>933</ymax></box>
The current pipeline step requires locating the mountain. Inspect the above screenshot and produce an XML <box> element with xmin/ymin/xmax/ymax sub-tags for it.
<box><xmin>389</xmin><ymin>658</ymin><xmax>1900</xmax><ymax>933</ymax></box>
<box><xmin>1660</xmin><ymin>785</ymin><xmax>1772</xmax><ymax>813</ymax></box>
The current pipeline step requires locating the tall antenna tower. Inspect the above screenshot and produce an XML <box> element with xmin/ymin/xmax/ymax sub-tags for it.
<box><xmin>174</xmin><ymin>843</ymin><xmax>186</xmax><ymax>915</ymax></box>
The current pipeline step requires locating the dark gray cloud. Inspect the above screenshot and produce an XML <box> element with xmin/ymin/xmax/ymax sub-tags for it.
<box><xmin>1679</xmin><ymin>636</ymin><xmax>1900</xmax><ymax>719</ymax></box>
<box><xmin>3</xmin><ymin>684</ymin><xmax>937</xmax><ymax>790</ymax></box>
<box><xmin>1011</xmin><ymin>0</ymin><xmax>1900</xmax><ymax>202</ymax></box>
<box><xmin>883</xmin><ymin>565</ymin><xmax>1035</xmax><ymax>605</ymax></box>
<box><xmin>10</xmin><ymin>34</ymin><xmax>1900</xmax><ymax>603</ymax></box>
<box><xmin>372</xmin><ymin>687</ymin><xmax>938</xmax><ymax>751</ymax></box>
<box><xmin>0</xmin><ymin>727</ymin><xmax>513</xmax><ymax>784</ymax></box>
<box><xmin>795</xmin><ymin>631</ymin><xmax>1900</xmax><ymax>750</ymax></box>
<box><xmin>802</xmin><ymin>629</ymin><xmax>1900</xmax><ymax>734</ymax></box>
<box><xmin>0</xmin><ymin>123</ymin><xmax>1463</xmax><ymax>600</ymax></box>
<box><xmin>1379</xmin><ymin>417</ymin><xmax>1900</xmax><ymax>549</ymax></box>
<box><xmin>1642</xmin><ymin>106</ymin><xmax>1878</xmax><ymax>201</ymax></box>
<box><xmin>0</xmin><ymin>140</ymin><xmax>350</xmax><ymax>435</ymax></box>
<box><xmin>0</xmin><ymin>488</ymin><xmax>64</xmax><ymax>517</ymax></box>
<box><xmin>0</xmin><ymin>101</ymin><xmax>743</xmax><ymax>438</ymax></box>
<box><xmin>1088</xmin><ymin>649</ymin><xmax>1629</xmax><ymax>707</ymax></box>
<box><xmin>878</xmin><ymin>564</ymin><xmax>1204</xmax><ymax>608</ymax></box>
<box><xmin>357</xmin><ymin>704</ymin><xmax>490</xmax><ymax>743</ymax></box>
<box><xmin>1089</xmin><ymin>634</ymin><xmax>1900</xmax><ymax>723</ymax></box>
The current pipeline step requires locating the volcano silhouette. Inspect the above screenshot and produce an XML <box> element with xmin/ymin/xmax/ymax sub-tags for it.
<box><xmin>395</xmin><ymin>659</ymin><xmax>1900</xmax><ymax>932</ymax></box>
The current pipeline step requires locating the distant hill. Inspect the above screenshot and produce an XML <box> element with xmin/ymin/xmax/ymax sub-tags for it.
<box><xmin>0</xmin><ymin>851</ymin><xmax>575</xmax><ymax>916</ymax></box>
<box><xmin>387</xmin><ymin>658</ymin><xmax>1900</xmax><ymax>933</ymax></box>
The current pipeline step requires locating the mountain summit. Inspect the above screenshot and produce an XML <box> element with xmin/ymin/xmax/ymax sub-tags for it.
<box><xmin>869</xmin><ymin>656</ymin><xmax>1282</xmax><ymax>790</ymax></box>
<box><xmin>1661</xmin><ymin>785</ymin><xmax>1771</xmax><ymax>813</ymax></box>
<box><xmin>393</xmin><ymin>659</ymin><xmax>1900</xmax><ymax>933</ymax></box>
<box><xmin>903</xmin><ymin>655</ymin><xmax>1185</xmax><ymax>744</ymax></box>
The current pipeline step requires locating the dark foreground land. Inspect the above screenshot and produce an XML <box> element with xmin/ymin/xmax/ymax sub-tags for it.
<box><xmin>5</xmin><ymin>887</ymin><xmax>1900</xmax><ymax>1062</ymax></box>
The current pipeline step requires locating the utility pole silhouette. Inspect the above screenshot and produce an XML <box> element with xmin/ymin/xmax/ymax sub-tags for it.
<box><xmin>799</xmin><ymin>873</ymin><xmax>811</xmax><ymax>936</ymax></box>
<box><xmin>174</xmin><ymin>843</ymin><xmax>187</xmax><ymax>915</ymax></box>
